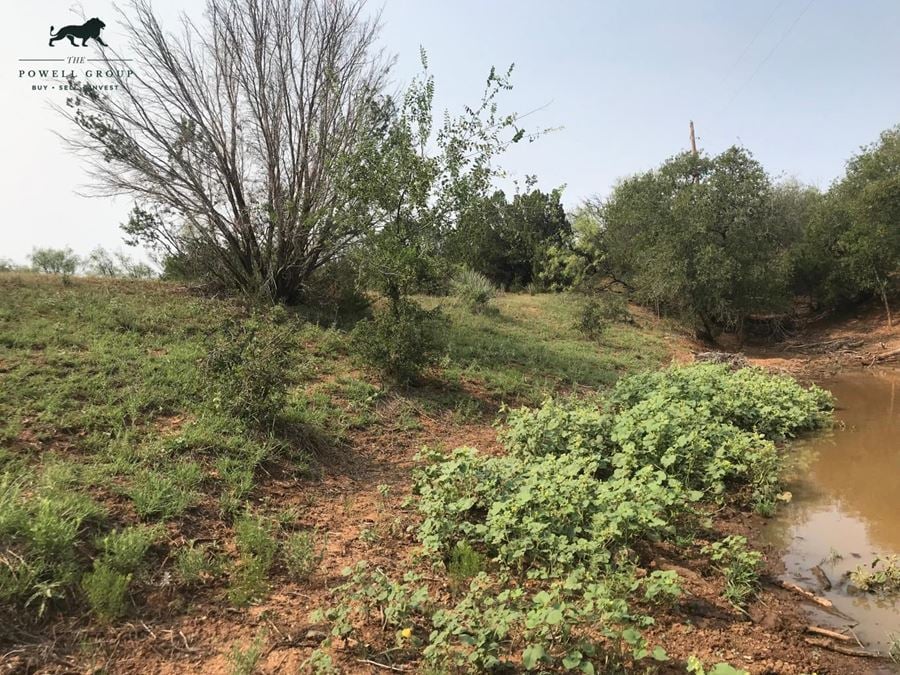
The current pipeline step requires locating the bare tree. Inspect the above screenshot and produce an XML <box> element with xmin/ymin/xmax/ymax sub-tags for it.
<box><xmin>62</xmin><ymin>0</ymin><xmax>390</xmax><ymax>301</ymax></box>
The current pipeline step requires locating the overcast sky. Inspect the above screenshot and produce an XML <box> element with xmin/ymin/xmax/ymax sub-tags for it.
<box><xmin>2</xmin><ymin>0</ymin><xmax>899</xmax><ymax>264</ymax></box>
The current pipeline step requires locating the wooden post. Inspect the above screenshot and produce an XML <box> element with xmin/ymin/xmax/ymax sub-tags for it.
<box><xmin>689</xmin><ymin>120</ymin><xmax>699</xmax><ymax>183</ymax></box>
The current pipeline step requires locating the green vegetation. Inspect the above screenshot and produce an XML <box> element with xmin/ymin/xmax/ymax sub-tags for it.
<box><xmin>0</xmin><ymin>275</ymin><xmax>670</xmax><ymax>636</ymax></box>
<box><xmin>316</xmin><ymin>364</ymin><xmax>830</xmax><ymax>671</ymax></box>
<box><xmin>227</xmin><ymin>631</ymin><xmax>266</xmax><ymax>675</ymax></box>
<box><xmin>450</xmin><ymin>268</ymin><xmax>498</xmax><ymax>313</ymax></box>
<box><xmin>850</xmin><ymin>555</ymin><xmax>900</xmax><ymax>594</ymax></box>
<box><xmin>446</xmin><ymin>187</ymin><xmax>572</xmax><ymax>290</ymax></box>
<box><xmin>351</xmin><ymin>298</ymin><xmax>449</xmax><ymax>383</ymax></box>
<box><xmin>566</xmin><ymin>126</ymin><xmax>900</xmax><ymax>338</ymax></box>
<box><xmin>29</xmin><ymin>247</ymin><xmax>80</xmax><ymax>281</ymax></box>
<box><xmin>702</xmin><ymin>535</ymin><xmax>762</xmax><ymax>608</ymax></box>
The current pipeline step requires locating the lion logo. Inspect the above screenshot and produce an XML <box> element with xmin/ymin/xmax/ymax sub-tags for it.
<box><xmin>49</xmin><ymin>18</ymin><xmax>108</xmax><ymax>47</ymax></box>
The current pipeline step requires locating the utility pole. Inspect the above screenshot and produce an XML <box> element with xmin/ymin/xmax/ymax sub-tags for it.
<box><xmin>689</xmin><ymin>120</ymin><xmax>699</xmax><ymax>183</ymax></box>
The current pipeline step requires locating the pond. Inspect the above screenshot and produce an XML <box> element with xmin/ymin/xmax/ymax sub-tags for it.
<box><xmin>762</xmin><ymin>369</ymin><xmax>900</xmax><ymax>658</ymax></box>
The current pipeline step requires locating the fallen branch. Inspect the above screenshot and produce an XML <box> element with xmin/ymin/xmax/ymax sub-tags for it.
<box><xmin>778</xmin><ymin>580</ymin><xmax>834</xmax><ymax>607</ymax></box>
<box><xmin>806</xmin><ymin>625</ymin><xmax>852</xmax><ymax>642</ymax></box>
<box><xmin>870</xmin><ymin>347</ymin><xmax>900</xmax><ymax>363</ymax></box>
<box><xmin>804</xmin><ymin>637</ymin><xmax>879</xmax><ymax>658</ymax></box>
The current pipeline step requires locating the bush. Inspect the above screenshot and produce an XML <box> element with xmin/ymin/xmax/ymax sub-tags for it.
<box><xmin>577</xmin><ymin>293</ymin><xmax>629</xmax><ymax>339</ymax></box>
<box><xmin>29</xmin><ymin>247</ymin><xmax>80</xmax><ymax>279</ymax></box>
<box><xmin>301</xmin><ymin>259</ymin><xmax>371</xmax><ymax>327</ymax></box>
<box><xmin>416</xmin><ymin>447</ymin><xmax>689</xmax><ymax>577</ymax></box>
<box><xmin>500</xmin><ymin>364</ymin><xmax>830</xmax><ymax>510</ymax></box>
<box><xmin>205</xmin><ymin>311</ymin><xmax>293</xmax><ymax>427</ymax></box>
<box><xmin>450</xmin><ymin>268</ymin><xmax>497</xmax><ymax>313</ymax></box>
<box><xmin>350</xmin><ymin>299</ymin><xmax>448</xmax><ymax>383</ymax></box>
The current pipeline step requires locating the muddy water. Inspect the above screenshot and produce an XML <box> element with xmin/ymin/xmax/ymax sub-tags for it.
<box><xmin>761</xmin><ymin>369</ymin><xmax>900</xmax><ymax>656</ymax></box>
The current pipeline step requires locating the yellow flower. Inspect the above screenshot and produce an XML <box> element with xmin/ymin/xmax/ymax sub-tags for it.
<box><xmin>400</xmin><ymin>627</ymin><xmax>412</xmax><ymax>639</ymax></box>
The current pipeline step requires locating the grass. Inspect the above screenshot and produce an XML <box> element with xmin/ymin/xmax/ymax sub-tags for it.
<box><xmin>421</xmin><ymin>293</ymin><xmax>668</xmax><ymax>403</ymax></box>
<box><xmin>0</xmin><ymin>272</ymin><xmax>674</xmax><ymax>648</ymax></box>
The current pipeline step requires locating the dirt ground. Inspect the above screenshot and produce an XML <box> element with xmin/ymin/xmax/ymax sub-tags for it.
<box><xmin>744</xmin><ymin>304</ymin><xmax>900</xmax><ymax>379</ymax></box>
<box><xmin>3</xmin><ymin>306</ymin><xmax>898</xmax><ymax>675</ymax></box>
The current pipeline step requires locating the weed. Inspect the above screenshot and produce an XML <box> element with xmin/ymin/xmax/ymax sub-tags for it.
<box><xmin>850</xmin><ymin>555</ymin><xmax>900</xmax><ymax>594</ymax></box>
<box><xmin>282</xmin><ymin>530</ymin><xmax>322</xmax><ymax>580</ymax></box>
<box><xmin>702</xmin><ymin>536</ymin><xmax>762</xmax><ymax>608</ymax></box>
<box><xmin>888</xmin><ymin>633</ymin><xmax>900</xmax><ymax>663</ymax></box>
<box><xmin>228</xmin><ymin>513</ymin><xmax>279</xmax><ymax>606</ymax></box>
<box><xmin>127</xmin><ymin>461</ymin><xmax>202</xmax><ymax>520</ymax></box>
<box><xmin>823</xmin><ymin>547</ymin><xmax>844</xmax><ymax>565</ymax></box>
<box><xmin>97</xmin><ymin>525</ymin><xmax>161</xmax><ymax>576</ymax></box>
<box><xmin>175</xmin><ymin>541</ymin><xmax>221</xmax><ymax>585</ymax></box>
<box><xmin>205</xmin><ymin>311</ymin><xmax>293</xmax><ymax>428</ymax></box>
<box><xmin>82</xmin><ymin>562</ymin><xmax>130</xmax><ymax>621</ymax></box>
<box><xmin>447</xmin><ymin>541</ymin><xmax>486</xmax><ymax>583</ymax></box>
<box><xmin>227</xmin><ymin>630</ymin><xmax>266</xmax><ymax>675</ymax></box>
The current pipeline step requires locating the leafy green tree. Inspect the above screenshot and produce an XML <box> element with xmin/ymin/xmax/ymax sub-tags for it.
<box><xmin>349</xmin><ymin>55</ymin><xmax>536</xmax><ymax>308</ymax></box>
<box><xmin>29</xmin><ymin>247</ymin><xmax>80</xmax><ymax>279</ymax></box>
<box><xmin>789</xmin><ymin>126</ymin><xmax>900</xmax><ymax>324</ymax></box>
<box><xmin>345</xmin><ymin>55</ymin><xmax>537</xmax><ymax>381</ymax></box>
<box><xmin>599</xmin><ymin>147</ymin><xmax>792</xmax><ymax>340</ymax></box>
<box><xmin>449</xmin><ymin>186</ymin><xmax>571</xmax><ymax>289</ymax></box>
<box><xmin>830</xmin><ymin>126</ymin><xmax>900</xmax><ymax>325</ymax></box>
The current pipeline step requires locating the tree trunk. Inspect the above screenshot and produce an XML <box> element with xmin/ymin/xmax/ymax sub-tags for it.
<box><xmin>881</xmin><ymin>287</ymin><xmax>893</xmax><ymax>328</ymax></box>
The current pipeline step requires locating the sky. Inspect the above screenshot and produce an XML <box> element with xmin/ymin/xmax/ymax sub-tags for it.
<box><xmin>2</xmin><ymin>0</ymin><xmax>899</xmax><ymax>264</ymax></box>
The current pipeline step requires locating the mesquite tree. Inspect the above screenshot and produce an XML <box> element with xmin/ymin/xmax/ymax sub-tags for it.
<box><xmin>61</xmin><ymin>0</ymin><xmax>389</xmax><ymax>301</ymax></box>
<box><xmin>349</xmin><ymin>53</ymin><xmax>538</xmax><ymax>312</ymax></box>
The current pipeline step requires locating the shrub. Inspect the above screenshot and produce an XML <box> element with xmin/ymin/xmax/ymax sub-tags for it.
<box><xmin>609</xmin><ymin>364</ymin><xmax>833</xmax><ymax>439</ymax></box>
<box><xmin>450</xmin><ymin>268</ymin><xmax>497</xmax><ymax>313</ymax></box>
<box><xmin>416</xmin><ymin>448</ymin><xmax>690</xmax><ymax>577</ymax></box>
<box><xmin>205</xmin><ymin>311</ymin><xmax>293</xmax><ymax>427</ymax></box>
<box><xmin>577</xmin><ymin>293</ymin><xmax>629</xmax><ymax>339</ymax></box>
<box><xmin>350</xmin><ymin>298</ymin><xmax>448</xmax><ymax>383</ymax></box>
<box><xmin>29</xmin><ymin>247</ymin><xmax>80</xmax><ymax>279</ymax></box>
<box><xmin>501</xmin><ymin>398</ymin><xmax>611</xmax><ymax>461</ymax></box>
<box><xmin>82</xmin><ymin>562</ymin><xmax>130</xmax><ymax>621</ymax></box>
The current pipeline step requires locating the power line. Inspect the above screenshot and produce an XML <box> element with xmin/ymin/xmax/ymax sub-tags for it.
<box><xmin>715</xmin><ymin>0</ymin><xmax>816</xmax><ymax>119</ymax></box>
<box><xmin>713</xmin><ymin>0</ymin><xmax>789</xmax><ymax>95</ymax></box>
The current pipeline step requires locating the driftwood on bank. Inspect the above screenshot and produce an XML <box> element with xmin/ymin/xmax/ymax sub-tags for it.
<box><xmin>804</xmin><ymin>637</ymin><xmax>879</xmax><ymax>658</ymax></box>
<box><xmin>870</xmin><ymin>346</ymin><xmax>900</xmax><ymax>363</ymax></box>
<box><xmin>806</xmin><ymin>625</ymin><xmax>852</xmax><ymax>642</ymax></box>
<box><xmin>778</xmin><ymin>580</ymin><xmax>834</xmax><ymax>608</ymax></box>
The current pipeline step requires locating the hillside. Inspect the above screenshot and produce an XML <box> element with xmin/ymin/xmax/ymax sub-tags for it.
<box><xmin>0</xmin><ymin>273</ymin><xmax>880</xmax><ymax>674</ymax></box>
<box><xmin>0</xmin><ymin>274</ymin><xmax>669</xmax><ymax>670</ymax></box>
